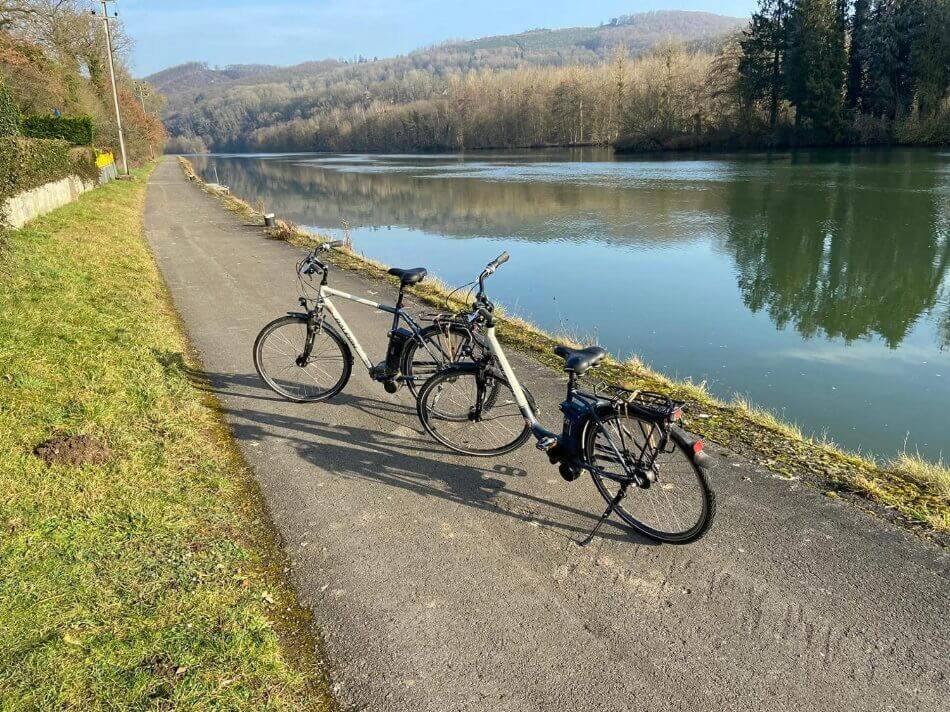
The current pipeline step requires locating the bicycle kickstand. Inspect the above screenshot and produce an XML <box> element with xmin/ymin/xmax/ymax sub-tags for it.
<box><xmin>579</xmin><ymin>483</ymin><xmax>628</xmax><ymax>546</ymax></box>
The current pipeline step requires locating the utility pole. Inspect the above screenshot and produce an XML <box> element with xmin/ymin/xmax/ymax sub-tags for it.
<box><xmin>135</xmin><ymin>81</ymin><xmax>154</xmax><ymax>159</ymax></box>
<box><xmin>93</xmin><ymin>0</ymin><xmax>129</xmax><ymax>176</ymax></box>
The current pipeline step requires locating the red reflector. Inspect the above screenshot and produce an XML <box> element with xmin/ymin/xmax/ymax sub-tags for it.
<box><xmin>692</xmin><ymin>440</ymin><xmax>704</xmax><ymax>454</ymax></box>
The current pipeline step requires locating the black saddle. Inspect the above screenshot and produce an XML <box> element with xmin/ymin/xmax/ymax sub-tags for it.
<box><xmin>388</xmin><ymin>267</ymin><xmax>427</xmax><ymax>286</ymax></box>
<box><xmin>554</xmin><ymin>345</ymin><xmax>607</xmax><ymax>374</ymax></box>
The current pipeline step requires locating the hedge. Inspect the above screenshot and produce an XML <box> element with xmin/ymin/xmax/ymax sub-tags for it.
<box><xmin>22</xmin><ymin>115</ymin><xmax>94</xmax><ymax>146</ymax></box>
<box><xmin>0</xmin><ymin>81</ymin><xmax>20</xmax><ymax>137</ymax></box>
<box><xmin>0</xmin><ymin>137</ymin><xmax>99</xmax><ymax>227</ymax></box>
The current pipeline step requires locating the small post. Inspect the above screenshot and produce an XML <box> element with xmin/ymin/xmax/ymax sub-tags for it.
<box><xmin>264</xmin><ymin>213</ymin><xmax>276</xmax><ymax>228</ymax></box>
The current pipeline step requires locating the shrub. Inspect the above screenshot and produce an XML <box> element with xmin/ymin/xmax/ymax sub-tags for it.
<box><xmin>22</xmin><ymin>115</ymin><xmax>94</xmax><ymax>146</ymax></box>
<box><xmin>0</xmin><ymin>80</ymin><xmax>21</xmax><ymax>137</ymax></box>
<box><xmin>0</xmin><ymin>137</ymin><xmax>99</xmax><ymax>228</ymax></box>
<box><xmin>895</xmin><ymin>110</ymin><xmax>950</xmax><ymax>146</ymax></box>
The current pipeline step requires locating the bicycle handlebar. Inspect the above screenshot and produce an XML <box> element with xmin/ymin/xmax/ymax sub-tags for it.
<box><xmin>486</xmin><ymin>251</ymin><xmax>509</xmax><ymax>273</ymax></box>
<box><xmin>478</xmin><ymin>250</ymin><xmax>510</xmax><ymax>292</ymax></box>
<box><xmin>299</xmin><ymin>240</ymin><xmax>346</xmax><ymax>276</ymax></box>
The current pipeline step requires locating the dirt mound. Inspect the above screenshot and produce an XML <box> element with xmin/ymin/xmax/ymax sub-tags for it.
<box><xmin>34</xmin><ymin>434</ymin><xmax>112</xmax><ymax>466</ymax></box>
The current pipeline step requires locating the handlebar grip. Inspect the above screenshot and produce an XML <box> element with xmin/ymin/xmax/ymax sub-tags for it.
<box><xmin>488</xmin><ymin>251</ymin><xmax>509</xmax><ymax>270</ymax></box>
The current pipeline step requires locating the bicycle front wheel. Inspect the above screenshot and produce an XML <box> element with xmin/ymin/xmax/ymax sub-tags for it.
<box><xmin>417</xmin><ymin>366</ymin><xmax>532</xmax><ymax>457</ymax></box>
<box><xmin>253</xmin><ymin>316</ymin><xmax>352</xmax><ymax>402</ymax></box>
<box><xmin>584</xmin><ymin>415</ymin><xmax>714</xmax><ymax>544</ymax></box>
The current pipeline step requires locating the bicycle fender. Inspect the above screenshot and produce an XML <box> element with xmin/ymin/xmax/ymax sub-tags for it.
<box><xmin>671</xmin><ymin>427</ymin><xmax>713</xmax><ymax>469</ymax></box>
<box><xmin>285</xmin><ymin>311</ymin><xmax>309</xmax><ymax>319</ymax></box>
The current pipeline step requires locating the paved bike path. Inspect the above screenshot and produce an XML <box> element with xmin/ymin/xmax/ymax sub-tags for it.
<box><xmin>144</xmin><ymin>158</ymin><xmax>948</xmax><ymax>712</ymax></box>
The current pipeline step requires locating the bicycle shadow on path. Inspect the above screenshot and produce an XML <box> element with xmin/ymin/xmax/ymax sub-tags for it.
<box><xmin>154</xmin><ymin>347</ymin><xmax>658</xmax><ymax>545</ymax></box>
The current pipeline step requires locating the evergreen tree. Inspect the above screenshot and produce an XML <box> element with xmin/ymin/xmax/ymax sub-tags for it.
<box><xmin>847</xmin><ymin>0</ymin><xmax>872</xmax><ymax>109</ymax></box>
<box><xmin>738</xmin><ymin>0</ymin><xmax>790</xmax><ymax>128</ymax></box>
<box><xmin>910</xmin><ymin>0</ymin><xmax>950</xmax><ymax>117</ymax></box>
<box><xmin>864</xmin><ymin>0</ymin><xmax>927</xmax><ymax>119</ymax></box>
<box><xmin>785</xmin><ymin>0</ymin><xmax>848</xmax><ymax>136</ymax></box>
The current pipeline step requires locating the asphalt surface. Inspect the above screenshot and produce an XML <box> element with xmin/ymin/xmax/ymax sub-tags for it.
<box><xmin>144</xmin><ymin>158</ymin><xmax>948</xmax><ymax>712</ymax></box>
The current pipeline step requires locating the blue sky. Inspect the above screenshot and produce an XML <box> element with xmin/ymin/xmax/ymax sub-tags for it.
<box><xmin>121</xmin><ymin>0</ymin><xmax>757</xmax><ymax>77</ymax></box>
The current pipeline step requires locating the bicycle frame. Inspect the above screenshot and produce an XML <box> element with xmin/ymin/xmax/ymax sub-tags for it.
<box><xmin>481</xmin><ymin>325</ymin><xmax>553</xmax><ymax>438</ymax></box>
<box><xmin>314</xmin><ymin>284</ymin><xmax>427</xmax><ymax>372</ymax></box>
<box><xmin>482</xmin><ymin>323</ymin><xmax>660</xmax><ymax>485</ymax></box>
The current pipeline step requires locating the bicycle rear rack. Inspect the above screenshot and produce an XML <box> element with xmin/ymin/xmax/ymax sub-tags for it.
<box><xmin>593</xmin><ymin>383</ymin><xmax>683</xmax><ymax>423</ymax></box>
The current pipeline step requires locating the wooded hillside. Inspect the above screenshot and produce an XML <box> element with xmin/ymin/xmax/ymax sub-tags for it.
<box><xmin>154</xmin><ymin>4</ymin><xmax>948</xmax><ymax>154</ymax></box>
<box><xmin>152</xmin><ymin>11</ymin><xmax>744</xmax><ymax>153</ymax></box>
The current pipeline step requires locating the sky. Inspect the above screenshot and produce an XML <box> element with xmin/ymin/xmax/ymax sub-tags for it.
<box><xmin>121</xmin><ymin>0</ymin><xmax>758</xmax><ymax>77</ymax></box>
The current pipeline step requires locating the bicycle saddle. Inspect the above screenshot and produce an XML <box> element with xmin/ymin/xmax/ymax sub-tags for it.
<box><xmin>388</xmin><ymin>267</ymin><xmax>427</xmax><ymax>285</ymax></box>
<box><xmin>554</xmin><ymin>345</ymin><xmax>607</xmax><ymax>374</ymax></box>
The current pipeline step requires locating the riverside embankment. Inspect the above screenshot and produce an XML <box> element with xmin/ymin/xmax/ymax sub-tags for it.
<box><xmin>160</xmin><ymin>156</ymin><xmax>949</xmax><ymax>711</ymax></box>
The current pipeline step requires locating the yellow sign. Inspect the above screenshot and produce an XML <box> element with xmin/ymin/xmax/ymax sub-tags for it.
<box><xmin>95</xmin><ymin>151</ymin><xmax>115</xmax><ymax>169</ymax></box>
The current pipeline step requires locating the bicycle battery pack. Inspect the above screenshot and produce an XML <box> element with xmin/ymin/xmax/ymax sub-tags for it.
<box><xmin>385</xmin><ymin>327</ymin><xmax>413</xmax><ymax>373</ymax></box>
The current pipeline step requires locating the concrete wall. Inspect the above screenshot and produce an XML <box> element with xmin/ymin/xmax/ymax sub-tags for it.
<box><xmin>3</xmin><ymin>165</ymin><xmax>116</xmax><ymax>229</ymax></box>
<box><xmin>99</xmin><ymin>162</ymin><xmax>118</xmax><ymax>185</ymax></box>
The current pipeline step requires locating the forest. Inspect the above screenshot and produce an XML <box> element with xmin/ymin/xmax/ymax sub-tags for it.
<box><xmin>0</xmin><ymin>0</ymin><xmax>164</xmax><ymax>164</ymax></box>
<box><xmin>159</xmin><ymin>3</ymin><xmax>948</xmax><ymax>154</ymax></box>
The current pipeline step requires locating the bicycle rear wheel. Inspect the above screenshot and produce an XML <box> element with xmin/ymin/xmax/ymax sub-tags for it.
<box><xmin>401</xmin><ymin>323</ymin><xmax>480</xmax><ymax>399</ymax></box>
<box><xmin>417</xmin><ymin>366</ymin><xmax>532</xmax><ymax>456</ymax></box>
<box><xmin>584</xmin><ymin>414</ymin><xmax>714</xmax><ymax>544</ymax></box>
<box><xmin>253</xmin><ymin>316</ymin><xmax>351</xmax><ymax>402</ymax></box>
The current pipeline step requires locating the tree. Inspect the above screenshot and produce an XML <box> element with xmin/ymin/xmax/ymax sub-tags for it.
<box><xmin>785</xmin><ymin>0</ymin><xmax>847</xmax><ymax>137</ymax></box>
<box><xmin>864</xmin><ymin>0</ymin><xmax>927</xmax><ymax>120</ymax></box>
<box><xmin>847</xmin><ymin>0</ymin><xmax>871</xmax><ymax>109</ymax></box>
<box><xmin>738</xmin><ymin>0</ymin><xmax>790</xmax><ymax>128</ymax></box>
<box><xmin>910</xmin><ymin>0</ymin><xmax>950</xmax><ymax>117</ymax></box>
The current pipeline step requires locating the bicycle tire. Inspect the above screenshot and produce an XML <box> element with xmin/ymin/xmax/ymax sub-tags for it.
<box><xmin>253</xmin><ymin>315</ymin><xmax>352</xmax><ymax>403</ymax></box>
<box><xmin>417</xmin><ymin>365</ymin><xmax>533</xmax><ymax>456</ymax></box>
<box><xmin>400</xmin><ymin>323</ymin><xmax>480</xmax><ymax>399</ymax></box>
<box><xmin>584</xmin><ymin>415</ymin><xmax>714</xmax><ymax>544</ymax></box>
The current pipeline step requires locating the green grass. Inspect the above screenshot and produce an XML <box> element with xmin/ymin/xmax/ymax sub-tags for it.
<box><xmin>0</xmin><ymin>167</ymin><xmax>333</xmax><ymax>709</ymax></box>
<box><xmin>177</xmin><ymin>156</ymin><xmax>950</xmax><ymax>538</ymax></box>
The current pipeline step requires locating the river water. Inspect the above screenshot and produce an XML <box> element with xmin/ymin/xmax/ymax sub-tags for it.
<box><xmin>190</xmin><ymin>148</ymin><xmax>950</xmax><ymax>461</ymax></box>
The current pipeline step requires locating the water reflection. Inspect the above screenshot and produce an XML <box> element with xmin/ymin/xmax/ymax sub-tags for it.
<box><xmin>722</xmin><ymin>152</ymin><xmax>950</xmax><ymax>347</ymax></box>
<box><xmin>195</xmin><ymin>150</ymin><xmax>950</xmax><ymax>351</ymax></box>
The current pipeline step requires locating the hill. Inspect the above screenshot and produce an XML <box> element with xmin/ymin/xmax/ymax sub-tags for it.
<box><xmin>146</xmin><ymin>62</ymin><xmax>277</xmax><ymax>97</ymax></box>
<box><xmin>152</xmin><ymin>11</ymin><xmax>743</xmax><ymax>152</ymax></box>
<box><xmin>446</xmin><ymin>11</ymin><xmax>742</xmax><ymax>55</ymax></box>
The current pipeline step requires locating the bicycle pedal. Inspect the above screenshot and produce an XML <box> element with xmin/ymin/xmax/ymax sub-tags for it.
<box><xmin>536</xmin><ymin>436</ymin><xmax>558</xmax><ymax>451</ymax></box>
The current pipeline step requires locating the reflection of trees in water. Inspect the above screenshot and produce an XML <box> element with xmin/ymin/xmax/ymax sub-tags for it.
<box><xmin>191</xmin><ymin>154</ymin><xmax>725</xmax><ymax>246</ymax></box>
<box><xmin>194</xmin><ymin>151</ymin><xmax>950</xmax><ymax>350</ymax></box>
<box><xmin>723</xmin><ymin>151</ymin><xmax>950</xmax><ymax>348</ymax></box>
<box><xmin>938</xmin><ymin>299</ymin><xmax>950</xmax><ymax>351</ymax></box>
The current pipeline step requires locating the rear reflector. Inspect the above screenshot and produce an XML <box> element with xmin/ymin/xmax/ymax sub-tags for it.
<box><xmin>692</xmin><ymin>440</ymin><xmax>704</xmax><ymax>454</ymax></box>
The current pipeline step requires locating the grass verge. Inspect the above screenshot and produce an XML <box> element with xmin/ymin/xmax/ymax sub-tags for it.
<box><xmin>0</xmin><ymin>165</ymin><xmax>334</xmax><ymax>709</ymax></box>
<box><xmin>178</xmin><ymin>157</ymin><xmax>949</xmax><ymax>539</ymax></box>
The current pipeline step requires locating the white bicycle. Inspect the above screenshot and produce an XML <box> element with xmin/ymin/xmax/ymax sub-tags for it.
<box><xmin>253</xmin><ymin>241</ymin><xmax>482</xmax><ymax>403</ymax></box>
